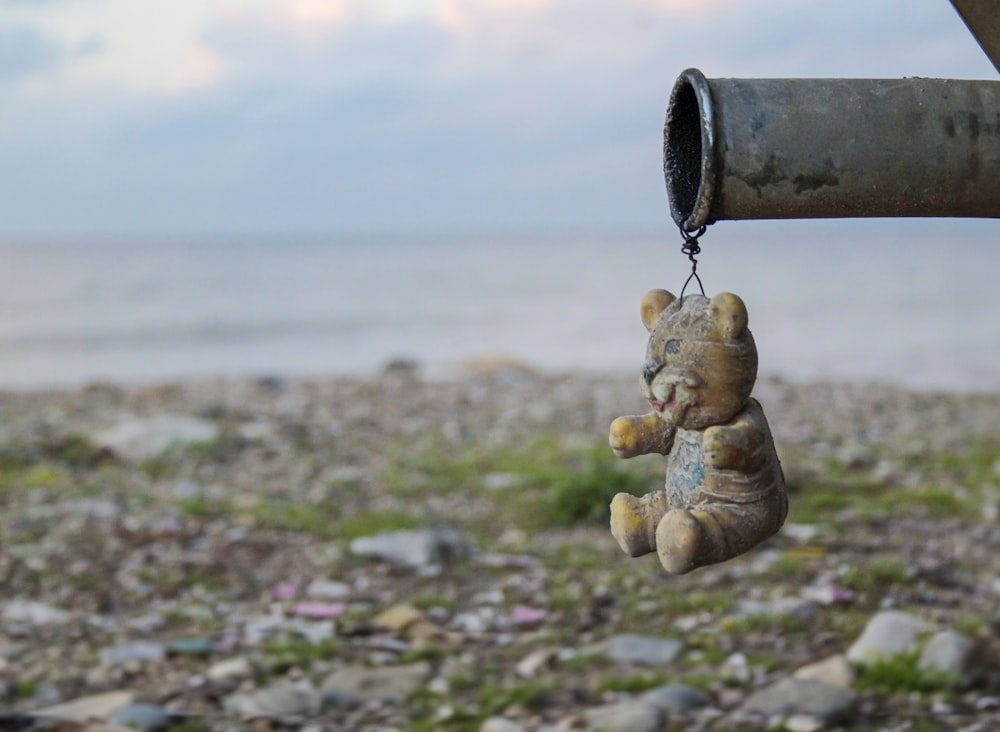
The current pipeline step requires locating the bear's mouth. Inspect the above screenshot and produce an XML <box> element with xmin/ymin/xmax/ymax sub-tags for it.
<box><xmin>650</xmin><ymin>386</ymin><xmax>676</xmax><ymax>413</ymax></box>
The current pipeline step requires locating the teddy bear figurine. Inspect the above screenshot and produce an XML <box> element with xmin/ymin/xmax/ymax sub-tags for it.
<box><xmin>608</xmin><ymin>289</ymin><xmax>787</xmax><ymax>574</ymax></box>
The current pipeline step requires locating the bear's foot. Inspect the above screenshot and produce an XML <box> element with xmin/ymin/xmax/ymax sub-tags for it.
<box><xmin>609</xmin><ymin>491</ymin><xmax>668</xmax><ymax>557</ymax></box>
<box><xmin>655</xmin><ymin>509</ymin><xmax>711</xmax><ymax>575</ymax></box>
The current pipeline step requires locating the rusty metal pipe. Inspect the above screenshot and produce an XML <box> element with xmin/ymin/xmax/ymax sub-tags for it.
<box><xmin>664</xmin><ymin>68</ymin><xmax>1000</xmax><ymax>232</ymax></box>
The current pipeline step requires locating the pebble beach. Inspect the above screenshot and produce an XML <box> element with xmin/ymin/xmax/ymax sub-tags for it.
<box><xmin>2</xmin><ymin>366</ymin><xmax>1000</xmax><ymax>731</ymax></box>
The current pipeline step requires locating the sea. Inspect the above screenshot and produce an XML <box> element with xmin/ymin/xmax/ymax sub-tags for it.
<box><xmin>1</xmin><ymin>220</ymin><xmax>998</xmax><ymax>393</ymax></box>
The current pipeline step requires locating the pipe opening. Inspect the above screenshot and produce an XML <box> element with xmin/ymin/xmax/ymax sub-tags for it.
<box><xmin>664</xmin><ymin>69</ymin><xmax>714</xmax><ymax>231</ymax></box>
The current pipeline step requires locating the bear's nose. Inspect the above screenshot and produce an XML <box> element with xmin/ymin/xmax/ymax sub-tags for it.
<box><xmin>642</xmin><ymin>361</ymin><xmax>662</xmax><ymax>384</ymax></box>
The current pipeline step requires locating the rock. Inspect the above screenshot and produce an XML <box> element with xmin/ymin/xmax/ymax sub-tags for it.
<box><xmin>167</xmin><ymin>638</ymin><xmax>214</xmax><ymax>656</ymax></box>
<box><xmin>719</xmin><ymin>652</ymin><xmax>752</xmax><ymax>684</ymax></box>
<box><xmin>784</xmin><ymin>714</ymin><xmax>826</xmax><ymax>732</ymax></box>
<box><xmin>744</xmin><ymin>678</ymin><xmax>858</xmax><ymax>727</ymax></box>
<box><xmin>223</xmin><ymin>679</ymin><xmax>320</xmax><ymax>717</ymax></box>
<box><xmin>320</xmin><ymin>661</ymin><xmax>431</xmax><ymax>704</ymax></box>
<box><xmin>483</xmin><ymin>473</ymin><xmax>527</xmax><ymax>490</ymax></box>
<box><xmin>306</xmin><ymin>579</ymin><xmax>351</xmax><ymax>599</ymax></box>
<box><xmin>374</xmin><ymin>604</ymin><xmax>425</xmax><ymax>633</ymax></box>
<box><xmin>600</xmin><ymin>634</ymin><xmax>683</xmax><ymax>665</ymax></box>
<box><xmin>100</xmin><ymin>642</ymin><xmax>166</xmax><ymax>667</ymax></box>
<box><xmin>735</xmin><ymin>597</ymin><xmax>821</xmax><ymax>622</ymax></box>
<box><xmin>373</xmin><ymin>604</ymin><xmax>448</xmax><ymax>643</ymax></box>
<box><xmin>32</xmin><ymin>690</ymin><xmax>135</xmax><ymax>721</ymax></box>
<box><xmin>2</xmin><ymin>600</ymin><xmax>72</xmax><ymax>626</ymax></box>
<box><xmin>641</xmin><ymin>683</ymin><xmax>713</xmax><ymax>714</ymax></box>
<box><xmin>480</xmin><ymin>718</ymin><xmax>526</xmax><ymax>732</ymax></box>
<box><xmin>93</xmin><ymin>415</ymin><xmax>219</xmax><ymax>461</ymax></box>
<box><xmin>583</xmin><ymin>700</ymin><xmax>663</xmax><ymax>732</ymax></box>
<box><xmin>794</xmin><ymin>655</ymin><xmax>855</xmax><ymax>689</ymax></box>
<box><xmin>782</xmin><ymin>524</ymin><xmax>821</xmax><ymax>542</ymax></box>
<box><xmin>918</xmin><ymin>629</ymin><xmax>972</xmax><ymax>680</ymax></box>
<box><xmin>207</xmin><ymin>657</ymin><xmax>253</xmax><ymax>682</ymax></box>
<box><xmin>516</xmin><ymin>648</ymin><xmax>557</xmax><ymax>678</ymax></box>
<box><xmin>108</xmin><ymin>704</ymin><xmax>174</xmax><ymax>732</ymax></box>
<box><xmin>846</xmin><ymin>610</ymin><xmax>933</xmax><ymax>666</ymax></box>
<box><xmin>349</xmin><ymin>528</ymin><xmax>471</xmax><ymax>568</ymax></box>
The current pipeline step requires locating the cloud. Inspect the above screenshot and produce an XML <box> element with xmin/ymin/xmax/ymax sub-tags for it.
<box><xmin>0</xmin><ymin>0</ymin><xmax>995</xmax><ymax>235</ymax></box>
<box><xmin>0</xmin><ymin>27</ymin><xmax>65</xmax><ymax>80</ymax></box>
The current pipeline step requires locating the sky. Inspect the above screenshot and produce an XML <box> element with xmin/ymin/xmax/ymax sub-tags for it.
<box><xmin>0</xmin><ymin>0</ymin><xmax>996</xmax><ymax>237</ymax></box>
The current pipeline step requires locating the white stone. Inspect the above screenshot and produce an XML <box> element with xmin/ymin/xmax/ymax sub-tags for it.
<box><xmin>784</xmin><ymin>713</ymin><xmax>825</xmax><ymax>732</ymax></box>
<box><xmin>918</xmin><ymin>629</ymin><xmax>972</xmax><ymax>679</ymax></box>
<box><xmin>847</xmin><ymin>611</ymin><xmax>933</xmax><ymax>666</ymax></box>
<box><xmin>207</xmin><ymin>657</ymin><xmax>253</xmax><ymax>681</ymax></box>
<box><xmin>2</xmin><ymin>599</ymin><xmax>72</xmax><ymax>626</ymax></box>
<box><xmin>794</xmin><ymin>655</ymin><xmax>855</xmax><ymax>689</ymax></box>
<box><xmin>583</xmin><ymin>700</ymin><xmax>663</xmax><ymax>732</ymax></box>
<box><xmin>94</xmin><ymin>415</ymin><xmax>219</xmax><ymax>461</ymax></box>
<box><xmin>32</xmin><ymin>690</ymin><xmax>135</xmax><ymax>721</ymax></box>
<box><xmin>480</xmin><ymin>718</ymin><xmax>526</xmax><ymax>732</ymax></box>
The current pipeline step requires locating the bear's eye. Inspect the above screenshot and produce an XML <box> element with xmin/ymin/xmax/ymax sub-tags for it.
<box><xmin>665</xmin><ymin>339</ymin><xmax>681</xmax><ymax>355</ymax></box>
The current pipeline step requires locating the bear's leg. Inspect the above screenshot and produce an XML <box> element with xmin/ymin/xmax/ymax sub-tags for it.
<box><xmin>657</xmin><ymin>498</ymin><xmax>784</xmax><ymax>574</ymax></box>
<box><xmin>655</xmin><ymin>509</ymin><xmax>708</xmax><ymax>574</ymax></box>
<box><xmin>610</xmin><ymin>491</ymin><xmax>668</xmax><ymax>557</ymax></box>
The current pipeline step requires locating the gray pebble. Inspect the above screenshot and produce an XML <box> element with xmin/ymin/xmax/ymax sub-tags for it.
<box><xmin>744</xmin><ymin>678</ymin><xmax>858</xmax><ymax>727</ymax></box>
<box><xmin>736</xmin><ymin>597</ymin><xmax>821</xmax><ymax>622</ymax></box>
<box><xmin>2</xmin><ymin>600</ymin><xmax>72</xmax><ymax>627</ymax></box>
<box><xmin>583</xmin><ymin>700</ymin><xmax>663</xmax><ymax>732</ymax></box>
<box><xmin>100</xmin><ymin>642</ymin><xmax>166</xmax><ymax>667</ymax></box>
<box><xmin>320</xmin><ymin>661</ymin><xmax>431</xmax><ymax>704</ymax></box>
<box><xmin>601</xmin><ymin>634</ymin><xmax>683</xmax><ymax>665</ymax></box>
<box><xmin>641</xmin><ymin>683</ymin><xmax>713</xmax><ymax>714</ymax></box>
<box><xmin>224</xmin><ymin>679</ymin><xmax>320</xmax><ymax>717</ymax></box>
<box><xmin>31</xmin><ymin>690</ymin><xmax>135</xmax><ymax>721</ymax></box>
<box><xmin>108</xmin><ymin>704</ymin><xmax>174</xmax><ymax>732</ymax></box>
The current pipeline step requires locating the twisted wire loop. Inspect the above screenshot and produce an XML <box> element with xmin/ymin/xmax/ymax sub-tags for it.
<box><xmin>678</xmin><ymin>224</ymin><xmax>707</xmax><ymax>301</ymax></box>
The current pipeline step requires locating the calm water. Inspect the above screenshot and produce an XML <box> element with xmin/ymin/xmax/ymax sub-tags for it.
<box><xmin>1</xmin><ymin>221</ymin><xmax>998</xmax><ymax>391</ymax></box>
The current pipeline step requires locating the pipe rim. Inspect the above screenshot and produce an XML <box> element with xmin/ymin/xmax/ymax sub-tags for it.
<box><xmin>664</xmin><ymin>68</ymin><xmax>716</xmax><ymax>232</ymax></box>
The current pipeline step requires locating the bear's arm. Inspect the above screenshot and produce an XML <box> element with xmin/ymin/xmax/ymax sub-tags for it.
<box><xmin>610</xmin><ymin>413</ymin><xmax>675</xmax><ymax>459</ymax></box>
<box><xmin>702</xmin><ymin>399</ymin><xmax>773</xmax><ymax>472</ymax></box>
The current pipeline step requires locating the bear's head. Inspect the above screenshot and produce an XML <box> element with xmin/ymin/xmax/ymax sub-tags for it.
<box><xmin>638</xmin><ymin>290</ymin><xmax>757</xmax><ymax>430</ymax></box>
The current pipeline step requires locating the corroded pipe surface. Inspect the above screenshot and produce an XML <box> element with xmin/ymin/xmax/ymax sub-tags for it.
<box><xmin>664</xmin><ymin>69</ymin><xmax>1000</xmax><ymax>231</ymax></box>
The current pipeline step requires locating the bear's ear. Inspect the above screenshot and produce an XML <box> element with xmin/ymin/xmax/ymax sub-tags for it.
<box><xmin>710</xmin><ymin>292</ymin><xmax>749</xmax><ymax>339</ymax></box>
<box><xmin>640</xmin><ymin>289</ymin><xmax>676</xmax><ymax>332</ymax></box>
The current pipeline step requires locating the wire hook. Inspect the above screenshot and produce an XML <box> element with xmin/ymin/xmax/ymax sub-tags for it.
<box><xmin>678</xmin><ymin>224</ymin><xmax>706</xmax><ymax>301</ymax></box>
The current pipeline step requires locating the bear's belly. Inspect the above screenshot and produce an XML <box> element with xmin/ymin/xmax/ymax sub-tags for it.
<box><xmin>665</xmin><ymin>427</ymin><xmax>705</xmax><ymax>508</ymax></box>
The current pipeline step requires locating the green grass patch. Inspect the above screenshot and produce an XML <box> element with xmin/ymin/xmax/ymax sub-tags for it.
<box><xmin>249</xmin><ymin>498</ymin><xmax>338</xmax><ymax>537</ymax></box>
<box><xmin>596</xmin><ymin>670</ymin><xmax>672</xmax><ymax>693</ymax></box>
<box><xmin>840</xmin><ymin>558</ymin><xmax>911</xmax><ymax>596</ymax></box>
<box><xmin>547</xmin><ymin>450</ymin><xmax>652</xmax><ymax>526</ymax></box>
<box><xmin>337</xmin><ymin>509</ymin><xmax>424</xmax><ymax>541</ymax></box>
<box><xmin>380</xmin><ymin>430</ymin><xmax>659</xmax><ymax>533</ymax></box>
<box><xmin>175</xmin><ymin>495</ymin><xmax>235</xmax><ymax>522</ymax></box>
<box><xmin>476</xmin><ymin>678</ymin><xmax>559</xmax><ymax>715</ymax></box>
<box><xmin>854</xmin><ymin>651</ymin><xmax>957</xmax><ymax>695</ymax></box>
<box><xmin>260</xmin><ymin>636</ymin><xmax>341</xmax><ymax>675</ymax></box>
